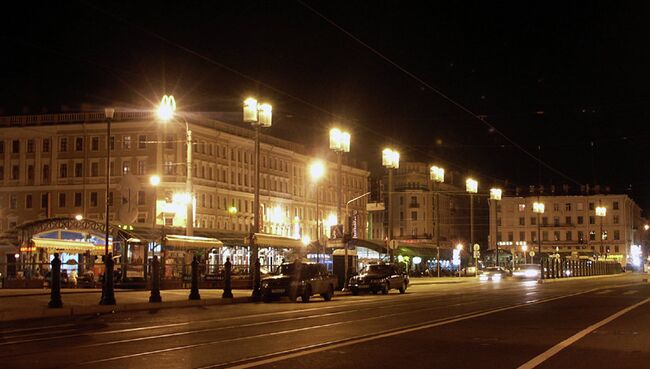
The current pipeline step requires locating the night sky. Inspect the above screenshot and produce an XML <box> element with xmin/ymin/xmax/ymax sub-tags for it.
<box><xmin>1</xmin><ymin>1</ymin><xmax>649</xmax><ymax>213</ymax></box>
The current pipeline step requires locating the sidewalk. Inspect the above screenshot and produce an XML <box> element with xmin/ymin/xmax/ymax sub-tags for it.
<box><xmin>0</xmin><ymin>288</ymin><xmax>252</xmax><ymax>322</ymax></box>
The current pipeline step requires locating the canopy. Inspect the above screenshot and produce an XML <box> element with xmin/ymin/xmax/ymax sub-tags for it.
<box><xmin>164</xmin><ymin>234</ymin><xmax>223</xmax><ymax>248</ymax></box>
<box><xmin>396</xmin><ymin>245</ymin><xmax>454</xmax><ymax>260</ymax></box>
<box><xmin>350</xmin><ymin>239</ymin><xmax>387</xmax><ymax>254</ymax></box>
<box><xmin>245</xmin><ymin>233</ymin><xmax>304</xmax><ymax>249</ymax></box>
<box><xmin>32</xmin><ymin>237</ymin><xmax>98</xmax><ymax>254</ymax></box>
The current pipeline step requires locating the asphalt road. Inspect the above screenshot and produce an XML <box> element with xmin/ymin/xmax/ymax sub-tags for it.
<box><xmin>1</xmin><ymin>274</ymin><xmax>648</xmax><ymax>369</ymax></box>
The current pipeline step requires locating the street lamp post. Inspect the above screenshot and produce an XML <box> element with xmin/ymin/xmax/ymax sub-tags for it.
<box><xmin>243</xmin><ymin>97</ymin><xmax>272</xmax><ymax>300</ymax></box>
<box><xmin>330</xmin><ymin>128</ymin><xmax>351</xmax><ymax>283</ymax></box>
<box><xmin>430</xmin><ymin>166</ymin><xmax>444</xmax><ymax>277</ymax></box>
<box><xmin>100</xmin><ymin>107</ymin><xmax>116</xmax><ymax>306</ymax></box>
<box><xmin>148</xmin><ymin>174</ymin><xmax>161</xmax><ymax>282</ymax></box>
<box><xmin>158</xmin><ymin>95</ymin><xmax>194</xmax><ymax>237</ymax></box>
<box><xmin>596</xmin><ymin>205</ymin><xmax>606</xmax><ymax>258</ymax></box>
<box><xmin>456</xmin><ymin>243</ymin><xmax>463</xmax><ymax>278</ymax></box>
<box><xmin>533</xmin><ymin>201</ymin><xmax>545</xmax><ymax>263</ymax></box>
<box><xmin>466</xmin><ymin>178</ymin><xmax>478</xmax><ymax>276</ymax></box>
<box><xmin>522</xmin><ymin>244</ymin><xmax>528</xmax><ymax>264</ymax></box>
<box><xmin>490</xmin><ymin>188</ymin><xmax>502</xmax><ymax>267</ymax></box>
<box><xmin>309</xmin><ymin>160</ymin><xmax>326</xmax><ymax>263</ymax></box>
<box><xmin>382</xmin><ymin>148</ymin><xmax>400</xmax><ymax>262</ymax></box>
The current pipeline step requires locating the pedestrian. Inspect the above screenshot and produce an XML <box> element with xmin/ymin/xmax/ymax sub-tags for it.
<box><xmin>69</xmin><ymin>270</ymin><xmax>78</xmax><ymax>288</ymax></box>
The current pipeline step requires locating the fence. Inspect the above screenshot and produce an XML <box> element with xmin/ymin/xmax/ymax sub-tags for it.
<box><xmin>539</xmin><ymin>258</ymin><xmax>624</xmax><ymax>280</ymax></box>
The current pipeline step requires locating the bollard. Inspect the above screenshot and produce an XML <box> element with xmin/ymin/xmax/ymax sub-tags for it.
<box><xmin>189</xmin><ymin>256</ymin><xmax>201</xmax><ymax>300</ymax></box>
<box><xmin>222</xmin><ymin>257</ymin><xmax>233</xmax><ymax>299</ymax></box>
<box><xmin>149</xmin><ymin>256</ymin><xmax>162</xmax><ymax>303</ymax></box>
<box><xmin>48</xmin><ymin>253</ymin><xmax>63</xmax><ymax>308</ymax></box>
<box><xmin>100</xmin><ymin>253</ymin><xmax>116</xmax><ymax>305</ymax></box>
<box><xmin>251</xmin><ymin>259</ymin><xmax>261</xmax><ymax>301</ymax></box>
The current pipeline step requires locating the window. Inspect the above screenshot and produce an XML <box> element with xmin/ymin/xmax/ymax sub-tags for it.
<box><xmin>554</xmin><ymin>217</ymin><xmax>560</xmax><ymax>226</ymax></box>
<box><xmin>165</xmin><ymin>135</ymin><xmax>174</xmax><ymax>149</ymax></box>
<box><xmin>613</xmin><ymin>201</ymin><xmax>619</xmax><ymax>210</ymax></box>
<box><xmin>27</xmin><ymin>139</ymin><xmax>34</xmax><ymax>153</ymax></box>
<box><xmin>542</xmin><ymin>231</ymin><xmax>548</xmax><ymax>241</ymax></box>
<box><xmin>0</xmin><ymin>165</ymin><xmax>3</xmax><ymax>180</ymax></box>
<box><xmin>75</xmin><ymin>137</ymin><xmax>83</xmax><ymax>151</ymax></box>
<box><xmin>12</xmin><ymin>140</ymin><xmax>20</xmax><ymax>154</ymax></box>
<box><xmin>589</xmin><ymin>231</ymin><xmax>596</xmax><ymax>241</ymax></box>
<box><xmin>107</xmin><ymin>192</ymin><xmax>113</xmax><ymax>206</ymax></box>
<box><xmin>59</xmin><ymin>163</ymin><xmax>68</xmax><ymax>178</ymax></box>
<box><xmin>613</xmin><ymin>215</ymin><xmax>619</xmax><ymax>224</ymax></box>
<box><xmin>554</xmin><ymin>231</ymin><xmax>560</xmax><ymax>241</ymax></box>
<box><xmin>519</xmin><ymin>217</ymin><xmax>525</xmax><ymax>225</ymax></box>
<box><xmin>518</xmin><ymin>204</ymin><xmax>526</xmax><ymax>212</ymax></box>
<box><xmin>74</xmin><ymin>163</ymin><xmax>83</xmax><ymax>177</ymax></box>
<box><xmin>400</xmin><ymin>212</ymin><xmax>404</xmax><ymax>220</ymax></box>
<box><xmin>137</xmin><ymin>213</ymin><xmax>146</xmax><ymax>224</ymax></box>
<box><xmin>137</xmin><ymin>191</ymin><xmax>145</xmax><ymax>205</ymax></box>
<box><xmin>553</xmin><ymin>203</ymin><xmax>559</xmax><ymax>211</ymax></box>
<box><xmin>576</xmin><ymin>202</ymin><xmax>584</xmax><ymax>211</ymax></box>
<box><xmin>565</xmin><ymin>203</ymin><xmax>571</xmax><ymax>211</ymax></box>
<box><xmin>589</xmin><ymin>216</ymin><xmax>595</xmax><ymax>225</ymax></box>
<box><xmin>578</xmin><ymin>231</ymin><xmax>584</xmax><ymax>242</ymax></box>
<box><xmin>542</xmin><ymin>217</ymin><xmax>548</xmax><ymax>225</ymax></box>
<box><xmin>138</xmin><ymin>135</ymin><xmax>147</xmax><ymax>149</ymax></box>
<box><xmin>565</xmin><ymin>216</ymin><xmax>571</xmax><ymax>225</ymax></box>
<box><xmin>519</xmin><ymin>231</ymin><xmax>525</xmax><ymax>241</ymax></box>
<box><xmin>0</xmin><ymin>141</ymin><xmax>4</xmax><ymax>153</ymax></box>
<box><xmin>11</xmin><ymin>165</ymin><xmax>19</xmax><ymax>180</ymax></box>
<box><xmin>589</xmin><ymin>202</ymin><xmax>594</xmax><ymax>210</ymax></box>
<box><xmin>42</xmin><ymin>165</ymin><xmax>50</xmax><ymax>183</ymax></box>
<box><xmin>602</xmin><ymin>231</ymin><xmax>608</xmax><ymax>241</ymax></box>
<box><xmin>27</xmin><ymin>165</ymin><xmax>34</xmax><ymax>181</ymax></box>
<box><xmin>123</xmin><ymin>136</ymin><xmax>132</xmax><ymax>150</ymax></box>
<box><xmin>90</xmin><ymin>136</ymin><xmax>99</xmax><ymax>151</ymax></box>
<box><xmin>497</xmin><ymin>217</ymin><xmax>502</xmax><ymax>226</ymax></box>
<box><xmin>91</xmin><ymin>162</ymin><xmax>99</xmax><ymax>177</ymax></box>
<box><xmin>59</xmin><ymin>137</ymin><xmax>68</xmax><ymax>152</ymax></box>
<box><xmin>577</xmin><ymin>216</ymin><xmax>584</xmax><ymax>224</ymax></box>
<box><xmin>411</xmin><ymin>211</ymin><xmax>417</xmax><ymax>220</ymax></box>
<box><xmin>566</xmin><ymin>231</ymin><xmax>572</xmax><ymax>241</ymax></box>
<box><xmin>41</xmin><ymin>193</ymin><xmax>49</xmax><ymax>209</ymax></box>
<box><xmin>42</xmin><ymin>139</ymin><xmax>50</xmax><ymax>153</ymax></box>
<box><xmin>122</xmin><ymin>161</ymin><xmax>130</xmax><ymax>175</ymax></box>
<box><xmin>399</xmin><ymin>196</ymin><xmax>404</xmax><ymax>205</ymax></box>
<box><xmin>10</xmin><ymin>195</ymin><xmax>17</xmax><ymax>209</ymax></box>
<box><xmin>59</xmin><ymin>193</ymin><xmax>66</xmax><ymax>207</ymax></box>
<box><xmin>614</xmin><ymin>230</ymin><xmax>620</xmax><ymax>240</ymax></box>
<box><xmin>137</xmin><ymin>160</ymin><xmax>146</xmax><ymax>175</ymax></box>
<box><xmin>530</xmin><ymin>217</ymin><xmax>536</xmax><ymax>225</ymax></box>
<box><xmin>164</xmin><ymin>161</ymin><xmax>174</xmax><ymax>175</ymax></box>
<box><xmin>74</xmin><ymin>192</ymin><xmax>82</xmax><ymax>207</ymax></box>
<box><xmin>90</xmin><ymin>192</ymin><xmax>98</xmax><ymax>207</ymax></box>
<box><xmin>109</xmin><ymin>136</ymin><xmax>115</xmax><ymax>150</ymax></box>
<box><xmin>531</xmin><ymin>231</ymin><xmax>537</xmax><ymax>242</ymax></box>
<box><xmin>507</xmin><ymin>232</ymin><xmax>513</xmax><ymax>241</ymax></box>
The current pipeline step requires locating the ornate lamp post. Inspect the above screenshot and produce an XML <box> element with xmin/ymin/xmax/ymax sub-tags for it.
<box><xmin>309</xmin><ymin>160</ymin><xmax>326</xmax><ymax>262</ymax></box>
<box><xmin>382</xmin><ymin>148</ymin><xmax>400</xmax><ymax>262</ymax></box>
<box><xmin>148</xmin><ymin>174</ymin><xmax>161</xmax><ymax>282</ymax></box>
<box><xmin>466</xmin><ymin>178</ymin><xmax>478</xmax><ymax>275</ymax></box>
<box><xmin>596</xmin><ymin>205</ymin><xmax>607</xmax><ymax>258</ymax></box>
<box><xmin>100</xmin><ymin>107</ymin><xmax>116</xmax><ymax>305</ymax></box>
<box><xmin>490</xmin><ymin>188</ymin><xmax>502</xmax><ymax>267</ymax></box>
<box><xmin>533</xmin><ymin>201</ymin><xmax>545</xmax><ymax>262</ymax></box>
<box><xmin>330</xmin><ymin>128</ymin><xmax>351</xmax><ymax>283</ymax></box>
<box><xmin>430</xmin><ymin>165</ymin><xmax>444</xmax><ymax>277</ymax></box>
<box><xmin>243</xmin><ymin>97</ymin><xmax>272</xmax><ymax>300</ymax></box>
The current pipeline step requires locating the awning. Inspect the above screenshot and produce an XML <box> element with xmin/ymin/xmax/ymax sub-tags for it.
<box><xmin>350</xmin><ymin>239</ymin><xmax>387</xmax><ymax>254</ymax></box>
<box><xmin>164</xmin><ymin>234</ymin><xmax>223</xmax><ymax>249</ymax></box>
<box><xmin>246</xmin><ymin>233</ymin><xmax>304</xmax><ymax>249</ymax></box>
<box><xmin>397</xmin><ymin>245</ymin><xmax>454</xmax><ymax>260</ymax></box>
<box><xmin>31</xmin><ymin>237</ymin><xmax>98</xmax><ymax>254</ymax></box>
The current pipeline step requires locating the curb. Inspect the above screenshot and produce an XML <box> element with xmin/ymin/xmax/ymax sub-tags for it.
<box><xmin>0</xmin><ymin>296</ymin><xmax>252</xmax><ymax>322</ymax></box>
<box><xmin>536</xmin><ymin>274</ymin><xmax>626</xmax><ymax>284</ymax></box>
<box><xmin>410</xmin><ymin>280</ymin><xmax>468</xmax><ymax>286</ymax></box>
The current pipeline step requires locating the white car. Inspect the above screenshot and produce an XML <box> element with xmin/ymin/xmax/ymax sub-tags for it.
<box><xmin>512</xmin><ymin>264</ymin><xmax>541</xmax><ymax>279</ymax></box>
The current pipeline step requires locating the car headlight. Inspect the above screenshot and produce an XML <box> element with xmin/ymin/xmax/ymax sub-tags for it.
<box><xmin>479</xmin><ymin>275</ymin><xmax>489</xmax><ymax>281</ymax></box>
<box><xmin>524</xmin><ymin>270</ymin><xmax>540</xmax><ymax>278</ymax></box>
<box><xmin>492</xmin><ymin>274</ymin><xmax>502</xmax><ymax>281</ymax></box>
<box><xmin>262</xmin><ymin>282</ymin><xmax>269</xmax><ymax>289</ymax></box>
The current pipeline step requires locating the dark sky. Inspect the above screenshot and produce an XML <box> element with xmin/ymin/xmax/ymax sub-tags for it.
<box><xmin>1</xmin><ymin>1</ymin><xmax>649</xmax><ymax>213</ymax></box>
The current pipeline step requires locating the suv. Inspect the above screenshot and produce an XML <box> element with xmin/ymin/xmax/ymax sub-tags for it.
<box><xmin>348</xmin><ymin>263</ymin><xmax>409</xmax><ymax>295</ymax></box>
<box><xmin>261</xmin><ymin>262</ymin><xmax>338</xmax><ymax>303</ymax></box>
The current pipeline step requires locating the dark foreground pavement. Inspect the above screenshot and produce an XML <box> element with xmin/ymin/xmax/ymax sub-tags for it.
<box><xmin>0</xmin><ymin>273</ymin><xmax>648</xmax><ymax>369</ymax></box>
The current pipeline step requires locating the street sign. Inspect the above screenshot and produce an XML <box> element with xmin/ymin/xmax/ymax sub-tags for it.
<box><xmin>473</xmin><ymin>244</ymin><xmax>480</xmax><ymax>251</ymax></box>
<box><xmin>473</xmin><ymin>250</ymin><xmax>480</xmax><ymax>258</ymax></box>
<box><xmin>529</xmin><ymin>251</ymin><xmax>535</xmax><ymax>257</ymax></box>
<box><xmin>389</xmin><ymin>240</ymin><xmax>399</xmax><ymax>250</ymax></box>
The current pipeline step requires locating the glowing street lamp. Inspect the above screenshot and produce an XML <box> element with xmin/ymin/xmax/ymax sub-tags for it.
<box><xmin>383</xmin><ymin>148</ymin><xmax>400</xmax><ymax>262</ymax></box>
<box><xmin>596</xmin><ymin>205</ymin><xmax>607</xmax><ymax>257</ymax></box>
<box><xmin>430</xmin><ymin>165</ymin><xmax>445</xmax><ymax>277</ymax></box>
<box><xmin>522</xmin><ymin>244</ymin><xmax>529</xmax><ymax>263</ymax></box>
<box><xmin>533</xmin><ymin>201</ymin><xmax>545</xmax><ymax>259</ymax></box>
<box><xmin>466</xmin><ymin>178</ymin><xmax>478</xmax><ymax>276</ymax></box>
<box><xmin>243</xmin><ymin>96</ymin><xmax>273</xmax><ymax>300</ymax></box>
<box><xmin>75</xmin><ymin>214</ymin><xmax>83</xmax><ymax>221</ymax></box>
<box><xmin>309</xmin><ymin>160</ymin><xmax>326</xmax><ymax>262</ymax></box>
<box><xmin>157</xmin><ymin>95</ymin><xmax>176</xmax><ymax>122</ymax></box>
<box><xmin>490</xmin><ymin>187</ymin><xmax>502</xmax><ymax>267</ymax></box>
<box><xmin>489</xmin><ymin>188</ymin><xmax>502</xmax><ymax>201</ymax></box>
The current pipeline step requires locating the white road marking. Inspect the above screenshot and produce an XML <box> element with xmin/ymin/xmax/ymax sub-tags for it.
<box><xmin>595</xmin><ymin>289</ymin><xmax>613</xmax><ymax>294</ymax></box>
<box><xmin>517</xmin><ymin>297</ymin><xmax>650</xmax><ymax>369</ymax></box>
<box><xmin>623</xmin><ymin>290</ymin><xmax>638</xmax><ymax>295</ymax></box>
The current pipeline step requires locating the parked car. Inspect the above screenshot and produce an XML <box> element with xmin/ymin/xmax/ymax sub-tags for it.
<box><xmin>348</xmin><ymin>263</ymin><xmax>409</xmax><ymax>295</ymax></box>
<box><xmin>512</xmin><ymin>264</ymin><xmax>542</xmax><ymax>279</ymax></box>
<box><xmin>261</xmin><ymin>262</ymin><xmax>337</xmax><ymax>303</ymax></box>
<box><xmin>478</xmin><ymin>267</ymin><xmax>508</xmax><ymax>281</ymax></box>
